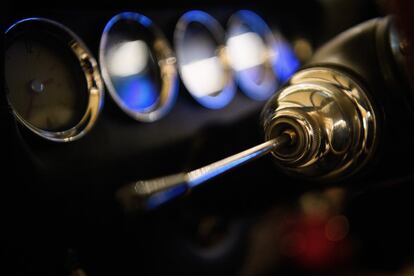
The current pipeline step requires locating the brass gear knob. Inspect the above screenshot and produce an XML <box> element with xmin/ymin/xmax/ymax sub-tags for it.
<box><xmin>261</xmin><ymin>67</ymin><xmax>378</xmax><ymax>181</ymax></box>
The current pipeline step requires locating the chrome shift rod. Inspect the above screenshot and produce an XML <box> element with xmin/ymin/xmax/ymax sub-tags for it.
<box><xmin>118</xmin><ymin>67</ymin><xmax>378</xmax><ymax>211</ymax></box>
<box><xmin>117</xmin><ymin>132</ymin><xmax>293</xmax><ymax>210</ymax></box>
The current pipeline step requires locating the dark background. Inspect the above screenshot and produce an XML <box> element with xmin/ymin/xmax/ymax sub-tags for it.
<box><xmin>4</xmin><ymin>1</ymin><xmax>414</xmax><ymax>275</ymax></box>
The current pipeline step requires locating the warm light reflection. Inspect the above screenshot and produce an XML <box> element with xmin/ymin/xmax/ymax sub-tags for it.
<box><xmin>107</xmin><ymin>40</ymin><xmax>149</xmax><ymax>77</ymax></box>
<box><xmin>227</xmin><ymin>31</ymin><xmax>266</xmax><ymax>71</ymax></box>
<box><xmin>325</xmin><ymin>215</ymin><xmax>349</xmax><ymax>242</ymax></box>
<box><xmin>181</xmin><ymin>56</ymin><xmax>226</xmax><ymax>97</ymax></box>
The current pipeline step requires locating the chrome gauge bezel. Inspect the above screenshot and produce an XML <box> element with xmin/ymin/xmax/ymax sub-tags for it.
<box><xmin>99</xmin><ymin>12</ymin><xmax>179</xmax><ymax>122</ymax></box>
<box><xmin>174</xmin><ymin>10</ymin><xmax>236</xmax><ymax>109</ymax></box>
<box><xmin>5</xmin><ymin>18</ymin><xmax>104</xmax><ymax>142</ymax></box>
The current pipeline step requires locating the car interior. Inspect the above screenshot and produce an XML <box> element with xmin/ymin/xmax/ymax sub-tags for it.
<box><xmin>3</xmin><ymin>0</ymin><xmax>414</xmax><ymax>275</ymax></box>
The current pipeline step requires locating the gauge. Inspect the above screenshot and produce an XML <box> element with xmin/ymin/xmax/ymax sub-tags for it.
<box><xmin>100</xmin><ymin>12</ymin><xmax>178</xmax><ymax>122</ymax></box>
<box><xmin>174</xmin><ymin>11</ymin><xmax>236</xmax><ymax>109</ymax></box>
<box><xmin>5</xmin><ymin>18</ymin><xmax>104</xmax><ymax>142</ymax></box>
<box><xmin>226</xmin><ymin>10</ymin><xmax>299</xmax><ymax>101</ymax></box>
<box><xmin>226</xmin><ymin>10</ymin><xmax>278</xmax><ymax>101</ymax></box>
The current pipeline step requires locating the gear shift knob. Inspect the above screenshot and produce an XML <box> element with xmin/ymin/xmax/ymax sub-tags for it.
<box><xmin>261</xmin><ymin>67</ymin><xmax>377</xmax><ymax>181</ymax></box>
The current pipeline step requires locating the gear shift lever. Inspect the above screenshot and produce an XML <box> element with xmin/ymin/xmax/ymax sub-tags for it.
<box><xmin>118</xmin><ymin>66</ymin><xmax>377</xmax><ymax>210</ymax></box>
<box><xmin>118</xmin><ymin>131</ymin><xmax>294</xmax><ymax>210</ymax></box>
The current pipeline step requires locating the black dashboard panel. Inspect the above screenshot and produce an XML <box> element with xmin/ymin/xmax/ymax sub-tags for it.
<box><xmin>4</xmin><ymin>1</ymin><xmax>414</xmax><ymax>275</ymax></box>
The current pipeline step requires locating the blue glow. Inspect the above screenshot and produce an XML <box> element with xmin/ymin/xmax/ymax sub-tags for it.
<box><xmin>236</xmin><ymin>69</ymin><xmax>277</xmax><ymax>101</ymax></box>
<box><xmin>227</xmin><ymin>10</ymin><xmax>300</xmax><ymax>99</ymax></box>
<box><xmin>5</xmin><ymin>17</ymin><xmax>40</xmax><ymax>34</ymax></box>
<box><xmin>104</xmin><ymin>12</ymin><xmax>153</xmax><ymax>33</ymax></box>
<box><xmin>194</xmin><ymin>82</ymin><xmax>236</xmax><ymax>109</ymax></box>
<box><xmin>181</xmin><ymin>10</ymin><xmax>213</xmax><ymax>25</ymax></box>
<box><xmin>234</xmin><ymin>9</ymin><xmax>300</xmax><ymax>80</ymax></box>
<box><xmin>114</xmin><ymin>75</ymin><xmax>158</xmax><ymax>111</ymax></box>
<box><xmin>146</xmin><ymin>185</ymin><xmax>187</xmax><ymax>210</ymax></box>
<box><xmin>188</xmin><ymin>143</ymin><xmax>271</xmax><ymax>188</ymax></box>
<box><xmin>138</xmin><ymin>15</ymin><xmax>153</xmax><ymax>27</ymax></box>
<box><xmin>273</xmin><ymin>41</ymin><xmax>300</xmax><ymax>82</ymax></box>
<box><xmin>235</xmin><ymin>10</ymin><xmax>270</xmax><ymax>36</ymax></box>
<box><xmin>189</xmin><ymin>155</ymin><xmax>252</xmax><ymax>188</ymax></box>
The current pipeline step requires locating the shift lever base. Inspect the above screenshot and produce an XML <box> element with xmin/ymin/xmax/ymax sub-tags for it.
<box><xmin>262</xmin><ymin>67</ymin><xmax>378</xmax><ymax>181</ymax></box>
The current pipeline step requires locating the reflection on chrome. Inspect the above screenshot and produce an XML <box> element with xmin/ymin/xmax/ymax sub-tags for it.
<box><xmin>272</xmin><ymin>33</ymin><xmax>301</xmax><ymax>83</ymax></box>
<box><xmin>227</xmin><ymin>31</ymin><xmax>267</xmax><ymax>71</ymax></box>
<box><xmin>174</xmin><ymin>10</ymin><xmax>235</xmax><ymax>109</ymax></box>
<box><xmin>226</xmin><ymin>10</ymin><xmax>299</xmax><ymax>101</ymax></box>
<box><xmin>107</xmin><ymin>40</ymin><xmax>149</xmax><ymax>77</ymax></box>
<box><xmin>100</xmin><ymin>12</ymin><xmax>178</xmax><ymax>122</ymax></box>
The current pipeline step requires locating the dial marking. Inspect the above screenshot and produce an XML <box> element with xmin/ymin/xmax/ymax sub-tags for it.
<box><xmin>30</xmin><ymin>79</ymin><xmax>45</xmax><ymax>93</ymax></box>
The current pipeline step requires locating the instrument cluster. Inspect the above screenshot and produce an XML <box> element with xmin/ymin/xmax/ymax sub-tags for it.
<box><xmin>8</xmin><ymin>2</ymin><xmax>414</xmax><ymax>276</ymax></box>
<box><xmin>5</xmin><ymin>10</ymin><xmax>300</xmax><ymax>142</ymax></box>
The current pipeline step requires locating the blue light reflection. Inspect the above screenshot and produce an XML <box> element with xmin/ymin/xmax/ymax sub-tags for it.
<box><xmin>146</xmin><ymin>184</ymin><xmax>187</xmax><ymax>210</ymax></box>
<box><xmin>195</xmin><ymin>82</ymin><xmax>236</xmax><ymax>109</ymax></box>
<box><xmin>113</xmin><ymin>75</ymin><xmax>158</xmax><ymax>111</ymax></box>
<box><xmin>273</xmin><ymin>41</ymin><xmax>300</xmax><ymax>83</ymax></box>
<box><xmin>227</xmin><ymin>10</ymin><xmax>300</xmax><ymax>100</ymax></box>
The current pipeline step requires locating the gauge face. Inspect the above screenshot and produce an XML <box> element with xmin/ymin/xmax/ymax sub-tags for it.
<box><xmin>6</xmin><ymin>31</ymin><xmax>88</xmax><ymax>131</ymax></box>
<box><xmin>174</xmin><ymin>11</ymin><xmax>235</xmax><ymax>109</ymax></box>
<box><xmin>100</xmin><ymin>12</ymin><xmax>178</xmax><ymax>122</ymax></box>
<box><xmin>5</xmin><ymin>18</ymin><xmax>104</xmax><ymax>142</ymax></box>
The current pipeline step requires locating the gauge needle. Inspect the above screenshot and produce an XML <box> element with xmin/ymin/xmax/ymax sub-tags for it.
<box><xmin>117</xmin><ymin>131</ymin><xmax>293</xmax><ymax>211</ymax></box>
<box><xmin>25</xmin><ymin>79</ymin><xmax>47</xmax><ymax>118</ymax></box>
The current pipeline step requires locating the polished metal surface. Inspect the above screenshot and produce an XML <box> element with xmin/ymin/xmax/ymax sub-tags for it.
<box><xmin>388</xmin><ymin>17</ymin><xmax>414</xmax><ymax>91</ymax></box>
<box><xmin>117</xmin><ymin>133</ymin><xmax>292</xmax><ymax>210</ymax></box>
<box><xmin>261</xmin><ymin>67</ymin><xmax>378</xmax><ymax>181</ymax></box>
<box><xmin>5</xmin><ymin>18</ymin><xmax>104</xmax><ymax>142</ymax></box>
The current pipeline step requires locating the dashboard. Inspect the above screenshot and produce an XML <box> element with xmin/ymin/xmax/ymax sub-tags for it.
<box><xmin>3</xmin><ymin>0</ymin><xmax>414</xmax><ymax>275</ymax></box>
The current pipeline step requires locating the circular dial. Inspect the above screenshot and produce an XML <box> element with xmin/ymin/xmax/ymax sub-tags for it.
<box><xmin>6</xmin><ymin>31</ymin><xmax>87</xmax><ymax>131</ymax></box>
<box><xmin>100</xmin><ymin>12</ymin><xmax>178</xmax><ymax>122</ymax></box>
<box><xmin>174</xmin><ymin>10</ymin><xmax>236</xmax><ymax>109</ymax></box>
<box><xmin>5</xmin><ymin>18</ymin><xmax>104</xmax><ymax>142</ymax></box>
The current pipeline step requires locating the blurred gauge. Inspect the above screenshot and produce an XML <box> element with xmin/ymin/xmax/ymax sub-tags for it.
<box><xmin>226</xmin><ymin>10</ymin><xmax>299</xmax><ymax>101</ymax></box>
<box><xmin>100</xmin><ymin>12</ymin><xmax>178</xmax><ymax>122</ymax></box>
<box><xmin>5</xmin><ymin>18</ymin><xmax>104</xmax><ymax>142</ymax></box>
<box><xmin>226</xmin><ymin>10</ymin><xmax>278</xmax><ymax>100</ymax></box>
<box><xmin>174</xmin><ymin>11</ymin><xmax>236</xmax><ymax>109</ymax></box>
<box><xmin>271</xmin><ymin>32</ymin><xmax>300</xmax><ymax>83</ymax></box>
